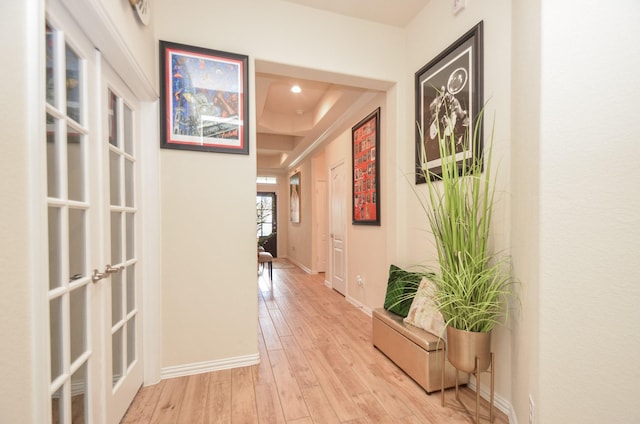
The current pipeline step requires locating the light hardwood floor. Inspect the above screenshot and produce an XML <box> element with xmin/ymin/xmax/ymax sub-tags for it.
<box><xmin>121</xmin><ymin>261</ymin><xmax>508</xmax><ymax>423</ymax></box>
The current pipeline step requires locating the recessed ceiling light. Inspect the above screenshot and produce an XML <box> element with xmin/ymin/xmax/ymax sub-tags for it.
<box><xmin>291</xmin><ymin>85</ymin><xmax>302</xmax><ymax>94</ymax></box>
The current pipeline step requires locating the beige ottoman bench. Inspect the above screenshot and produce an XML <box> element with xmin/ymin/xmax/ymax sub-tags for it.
<box><xmin>372</xmin><ymin>308</ymin><xmax>467</xmax><ymax>394</ymax></box>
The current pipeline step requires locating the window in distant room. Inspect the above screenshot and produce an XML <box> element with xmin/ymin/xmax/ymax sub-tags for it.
<box><xmin>257</xmin><ymin>176</ymin><xmax>277</xmax><ymax>184</ymax></box>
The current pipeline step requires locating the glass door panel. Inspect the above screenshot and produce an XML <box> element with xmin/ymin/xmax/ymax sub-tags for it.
<box><xmin>257</xmin><ymin>192</ymin><xmax>277</xmax><ymax>257</ymax></box>
<box><xmin>105</xmin><ymin>82</ymin><xmax>142</xmax><ymax>422</ymax></box>
<box><xmin>45</xmin><ymin>20</ymin><xmax>93</xmax><ymax>424</ymax></box>
<box><xmin>44</xmin><ymin>5</ymin><xmax>144</xmax><ymax>423</ymax></box>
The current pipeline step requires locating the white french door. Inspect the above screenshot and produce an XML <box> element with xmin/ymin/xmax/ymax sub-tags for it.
<box><xmin>45</xmin><ymin>2</ymin><xmax>142</xmax><ymax>423</ymax></box>
<box><xmin>102</xmin><ymin>62</ymin><xmax>143</xmax><ymax>423</ymax></box>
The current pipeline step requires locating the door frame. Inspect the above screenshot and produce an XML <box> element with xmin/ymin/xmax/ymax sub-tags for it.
<box><xmin>328</xmin><ymin>160</ymin><xmax>348</xmax><ymax>295</ymax></box>
<box><xmin>257</xmin><ymin>191</ymin><xmax>278</xmax><ymax>257</ymax></box>
<box><xmin>33</xmin><ymin>0</ymin><xmax>161</xmax><ymax>422</ymax></box>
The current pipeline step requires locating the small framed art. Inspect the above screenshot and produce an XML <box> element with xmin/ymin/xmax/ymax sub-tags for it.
<box><xmin>290</xmin><ymin>172</ymin><xmax>300</xmax><ymax>224</ymax></box>
<box><xmin>352</xmin><ymin>108</ymin><xmax>380</xmax><ymax>226</ymax></box>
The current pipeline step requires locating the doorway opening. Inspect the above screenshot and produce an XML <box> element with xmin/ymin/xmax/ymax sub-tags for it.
<box><xmin>257</xmin><ymin>192</ymin><xmax>277</xmax><ymax>257</ymax></box>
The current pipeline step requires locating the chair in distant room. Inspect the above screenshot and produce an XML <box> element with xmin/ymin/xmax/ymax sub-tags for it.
<box><xmin>258</xmin><ymin>246</ymin><xmax>273</xmax><ymax>281</ymax></box>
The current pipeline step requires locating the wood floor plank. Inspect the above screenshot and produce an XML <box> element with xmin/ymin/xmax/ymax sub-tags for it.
<box><xmin>148</xmin><ymin>376</ymin><xmax>188</xmax><ymax>424</ymax></box>
<box><xmin>253</xmin><ymin>332</ymin><xmax>277</xmax><ymax>386</ymax></box>
<box><xmin>122</xmin><ymin>267</ymin><xmax>509</xmax><ymax>424</ymax></box>
<box><xmin>275</xmin><ymin>309</ymin><xmax>317</xmax><ymax>351</ymax></box>
<box><xmin>340</xmin><ymin>352</ymin><xmax>415</xmax><ymax>419</ymax></box>
<box><xmin>230</xmin><ymin>366</ymin><xmax>259</xmax><ymax>424</ymax></box>
<box><xmin>267</xmin><ymin>349</ymin><xmax>309</xmax><ymax>421</ymax></box>
<box><xmin>259</xmin><ymin>313</ymin><xmax>283</xmax><ymax>351</ymax></box>
<box><xmin>317</xmin><ymin>342</ymin><xmax>369</xmax><ymax>396</ymax></box>
<box><xmin>267</xmin><ymin>308</ymin><xmax>293</xmax><ymax>337</ymax></box>
<box><xmin>204</xmin><ymin>370</ymin><xmax>232</xmax><ymax>424</ymax></box>
<box><xmin>286</xmin><ymin>418</ymin><xmax>314</xmax><ymax>424</ymax></box>
<box><xmin>177</xmin><ymin>373</ymin><xmax>210</xmax><ymax>423</ymax></box>
<box><xmin>254</xmin><ymin>383</ymin><xmax>286</xmax><ymax>424</ymax></box>
<box><xmin>279</xmin><ymin>336</ymin><xmax>318</xmax><ymax>390</ymax></box>
<box><xmin>120</xmin><ymin>381</ymin><xmax>164</xmax><ymax>424</ymax></box>
<box><xmin>302</xmin><ymin>347</ymin><xmax>362</xmax><ymax>422</ymax></box>
<box><xmin>351</xmin><ymin>391</ymin><xmax>398</xmax><ymax>424</ymax></box>
<box><xmin>300</xmin><ymin>385</ymin><xmax>341</xmax><ymax>424</ymax></box>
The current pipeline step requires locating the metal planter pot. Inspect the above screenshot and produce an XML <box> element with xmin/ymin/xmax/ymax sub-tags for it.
<box><xmin>446</xmin><ymin>326</ymin><xmax>492</xmax><ymax>373</ymax></box>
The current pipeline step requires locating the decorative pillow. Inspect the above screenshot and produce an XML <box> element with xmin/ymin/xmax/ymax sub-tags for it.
<box><xmin>404</xmin><ymin>277</ymin><xmax>445</xmax><ymax>337</ymax></box>
<box><xmin>383</xmin><ymin>265</ymin><xmax>423</xmax><ymax>317</ymax></box>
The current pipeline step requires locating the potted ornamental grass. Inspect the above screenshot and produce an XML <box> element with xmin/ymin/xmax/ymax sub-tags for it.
<box><xmin>415</xmin><ymin>105</ymin><xmax>515</xmax><ymax>373</ymax></box>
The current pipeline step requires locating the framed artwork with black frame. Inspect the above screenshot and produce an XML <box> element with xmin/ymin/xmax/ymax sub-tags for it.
<box><xmin>352</xmin><ymin>107</ymin><xmax>380</xmax><ymax>226</ymax></box>
<box><xmin>159</xmin><ymin>40</ymin><xmax>249</xmax><ymax>154</ymax></box>
<box><xmin>415</xmin><ymin>21</ymin><xmax>484</xmax><ymax>183</ymax></box>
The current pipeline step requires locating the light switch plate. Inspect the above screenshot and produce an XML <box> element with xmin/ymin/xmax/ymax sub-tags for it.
<box><xmin>452</xmin><ymin>0</ymin><xmax>467</xmax><ymax>15</ymax></box>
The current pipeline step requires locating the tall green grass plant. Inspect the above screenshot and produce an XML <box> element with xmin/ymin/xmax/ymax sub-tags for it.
<box><xmin>415</xmin><ymin>107</ymin><xmax>514</xmax><ymax>333</ymax></box>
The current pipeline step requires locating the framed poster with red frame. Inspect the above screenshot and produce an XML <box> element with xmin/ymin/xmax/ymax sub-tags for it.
<box><xmin>159</xmin><ymin>40</ymin><xmax>249</xmax><ymax>154</ymax></box>
<box><xmin>352</xmin><ymin>108</ymin><xmax>380</xmax><ymax>226</ymax></box>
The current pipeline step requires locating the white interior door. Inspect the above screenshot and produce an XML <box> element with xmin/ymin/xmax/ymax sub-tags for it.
<box><xmin>316</xmin><ymin>180</ymin><xmax>328</xmax><ymax>272</ymax></box>
<box><xmin>45</xmin><ymin>3</ymin><xmax>142</xmax><ymax>423</ymax></box>
<box><xmin>45</xmin><ymin>9</ymin><xmax>101</xmax><ymax>423</ymax></box>
<box><xmin>330</xmin><ymin>162</ymin><xmax>347</xmax><ymax>295</ymax></box>
<box><xmin>102</xmin><ymin>63</ymin><xmax>143</xmax><ymax>424</ymax></box>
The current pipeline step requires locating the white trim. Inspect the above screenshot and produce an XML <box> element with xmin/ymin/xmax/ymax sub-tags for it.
<box><xmin>30</xmin><ymin>0</ymin><xmax>50</xmax><ymax>422</ymax></box>
<box><xmin>467</xmin><ymin>375</ymin><xmax>517</xmax><ymax>424</ymax></box>
<box><xmin>328</xmin><ymin>159</ymin><xmax>348</xmax><ymax>297</ymax></box>
<box><xmin>346</xmin><ymin>296</ymin><xmax>372</xmax><ymax>316</ymax></box>
<box><xmin>160</xmin><ymin>354</ymin><xmax>260</xmax><ymax>381</ymax></box>
<box><xmin>60</xmin><ymin>0</ymin><xmax>156</xmax><ymax>101</ymax></box>
<box><xmin>287</xmin><ymin>257</ymin><xmax>313</xmax><ymax>274</ymax></box>
<box><xmin>140</xmin><ymin>101</ymin><xmax>162</xmax><ymax>386</ymax></box>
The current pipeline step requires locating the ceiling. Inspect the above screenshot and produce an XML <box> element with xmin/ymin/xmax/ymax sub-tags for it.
<box><xmin>255</xmin><ymin>70</ymin><xmax>383</xmax><ymax>172</ymax></box>
<box><xmin>256</xmin><ymin>0</ymin><xmax>431</xmax><ymax>173</ymax></box>
<box><xmin>281</xmin><ymin>0</ymin><xmax>431</xmax><ymax>27</ymax></box>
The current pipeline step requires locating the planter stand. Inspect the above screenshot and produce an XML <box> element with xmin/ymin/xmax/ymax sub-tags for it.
<box><xmin>441</xmin><ymin>346</ymin><xmax>495</xmax><ymax>423</ymax></box>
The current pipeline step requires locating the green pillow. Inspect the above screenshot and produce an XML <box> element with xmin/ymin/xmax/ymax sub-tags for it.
<box><xmin>383</xmin><ymin>265</ymin><xmax>423</xmax><ymax>317</ymax></box>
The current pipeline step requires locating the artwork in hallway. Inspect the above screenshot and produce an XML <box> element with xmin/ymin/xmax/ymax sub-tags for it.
<box><xmin>415</xmin><ymin>21</ymin><xmax>484</xmax><ymax>183</ymax></box>
<box><xmin>352</xmin><ymin>107</ymin><xmax>380</xmax><ymax>225</ymax></box>
<box><xmin>159</xmin><ymin>40</ymin><xmax>249</xmax><ymax>154</ymax></box>
<box><xmin>290</xmin><ymin>172</ymin><xmax>300</xmax><ymax>223</ymax></box>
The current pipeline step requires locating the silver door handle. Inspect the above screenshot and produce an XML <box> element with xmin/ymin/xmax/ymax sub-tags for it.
<box><xmin>92</xmin><ymin>269</ymin><xmax>106</xmax><ymax>283</ymax></box>
<box><xmin>105</xmin><ymin>264</ymin><xmax>124</xmax><ymax>274</ymax></box>
<box><xmin>92</xmin><ymin>265</ymin><xmax>124</xmax><ymax>283</ymax></box>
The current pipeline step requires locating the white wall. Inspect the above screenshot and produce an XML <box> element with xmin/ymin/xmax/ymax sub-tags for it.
<box><xmin>0</xmin><ymin>1</ymin><xmax>39</xmax><ymax>421</ymax></box>
<box><xmin>160</xmin><ymin>151</ymin><xmax>258</xmax><ymax>368</ymax></box>
<box><xmin>311</xmin><ymin>152</ymin><xmax>327</xmax><ymax>272</ymax></box>
<box><xmin>311</xmin><ymin>94</ymin><xmax>390</xmax><ymax>306</ymax></box>
<box><xmin>510</xmin><ymin>0</ymin><xmax>541</xmax><ymax>422</ymax></box>
<box><xmin>537</xmin><ymin>2</ymin><xmax>640</xmax><ymax>422</ymax></box>
<box><xmin>154</xmin><ymin>0</ymin><xmax>406</xmax><ymax>370</ymax></box>
<box><xmin>96</xmin><ymin>0</ymin><xmax>156</xmax><ymax>83</ymax></box>
<box><xmin>9</xmin><ymin>1</ymin><xmax>639</xmax><ymax>421</ymax></box>
<box><xmin>403</xmin><ymin>0</ymin><xmax>514</xmax><ymax>409</ymax></box>
<box><xmin>287</xmin><ymin>162</ymin><xmax>313</xmax><ymax>268</ymax></box>
<box><xmin>346</xmin><ymin>95</ymin><xmax>390</xmax><ymax>308</ymax></box>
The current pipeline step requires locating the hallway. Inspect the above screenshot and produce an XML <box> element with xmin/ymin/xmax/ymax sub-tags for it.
<box><xmin>121</xmin><ymin>264</ymin><xmax>506</xmax><ymax>423</ymax></box>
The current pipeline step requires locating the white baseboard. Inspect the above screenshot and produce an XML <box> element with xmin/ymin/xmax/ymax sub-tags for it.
<box><xmin>468</xmin><ymin>375</ymin><xmax>517</xmax><ymax>424</ymax></box>
<box><xmin>346</xmin><ymin>295</ymin><xmax>373</xmax><ymax>316</ymax></box>
<box><xmin>287</xmin><ymin>257</ymin><xmax>313</xmax><ymax>274</ymax></box>
<box><xmin>160</xmin><ymin>353</ymin><xmax>260</xmax><ymax>380</ymax></box>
